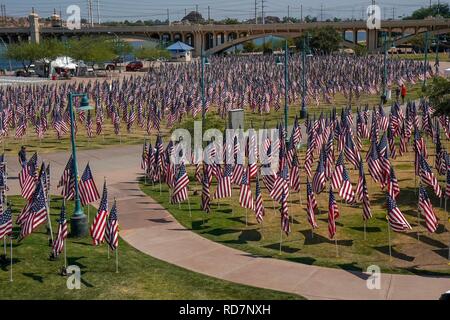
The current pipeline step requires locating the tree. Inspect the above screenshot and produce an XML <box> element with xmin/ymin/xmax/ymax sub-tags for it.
<box><xmin>243</xmin><ymin>41</ymin><xmax>256</xmax><ymax>52</ymax></box>
<box><xmin>134</xmin><ymin>47</ymin><xmax>171</xmax><ymax>61</ymax></box>
<box><xmin>5</xmin><ymin>41</ymin><xmax>42</xmax><ymax>72</ymax></box>
<box><xmin>425</xmin><ymin>77</ymin><xmax>450</xmax><ymax>116</ymax></box>
<box><xmin>354</xmin><ymin>45</ymin><xmax>368</xmax><ymax>56</ymax></box>
<box><xmin>66</xmin><ymin>37</ymin><xmax>115</xmax><ymax>68</ymax></box>
<box><xmin>297</xmin><ymin>27</ymin><xmax>342</xmax><ymax>54</ymax></box>
<box><xmin>404</xmin><ymin>3</ymin><xmax>450</xmax><ymax>19</ymax></box>
<box><xmin>110</xmin><ymin>38</ymin><xmax>133</xmax><ymax>62</ymax></box>
<box><xmin>220</xmin><ymin>18</ymin><xmax>240</xmax><ymax>25</ymax></box>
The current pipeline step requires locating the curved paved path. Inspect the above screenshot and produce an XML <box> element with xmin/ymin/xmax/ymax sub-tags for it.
<box><xmin>5</xmin><ymin>144</ymin><xmax>450</xmax><ymax>300</ymax></box>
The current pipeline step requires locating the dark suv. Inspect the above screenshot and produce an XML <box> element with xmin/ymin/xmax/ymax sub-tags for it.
<box><xmin>125</xmin><ymin>61</ymin><xmax>143</xmax><ymax>72</ymax></box>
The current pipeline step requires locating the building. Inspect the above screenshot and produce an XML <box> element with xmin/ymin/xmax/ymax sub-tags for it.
<box><xmin>166</xmin><ymin>41</ymin><xmax>194</xmax><ymax>62</ymax></box>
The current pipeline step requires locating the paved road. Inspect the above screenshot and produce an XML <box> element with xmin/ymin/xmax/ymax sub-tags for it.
<box><xmin>4</xmin><ymin>143</ymin><xmax>450</xmax><ymax>300</ymax></box>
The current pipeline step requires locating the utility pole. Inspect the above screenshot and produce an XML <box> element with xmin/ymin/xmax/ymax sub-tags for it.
<box><xmin>90</xmin><ymin>0</ymin><xmax>94</xmax><ymax>26</ymax></box>
<box><xmin>167</xmin><ymin>8</ymin><xmax>170</xmax><ymax>25</ymax></box>
<box><xmin>255</xmin><ymin>0</ymin><xmax>258</xmax><ymax>24</ymax></box>
<box><xmin>196</xmin><ymin>4</ymin><xmax>199</xmax><ymax>24</ymax></box>
<box><xmin>87</xmin><ymin>0</ymin><xmax>91</xmax><ymax>27</ymax></box>
<box><xmin>287</xmin><ymin>5</ymin><xmax>290</xmax><ymax>22</ymax></box>
<box><xmin>320</xmin><ymin>4</ymin><xmax>323</xmax><ymax>21</ymax></box>
<box><xmin>96</xmin><ymin>0</ymin><xmax>100</xmax><ymax>24</ymax></box>
<box><xmin>392</xmin><ymin>7</ymin><xmax>395</xmax><ymax>20</ymax></box>
<box><xmin>208</xmin><ymin>5</ymin><xmax>210</xmax><ymax>22</ymax></box>
<box><xmin>261</xmin><ymin>0</ymin><xmax>265</xmax><ymax>24</ymax></box>
<box><xmin>300</xmin><ymin>4</ymin><xmax>303</xmax><ymax>22</ymax></box>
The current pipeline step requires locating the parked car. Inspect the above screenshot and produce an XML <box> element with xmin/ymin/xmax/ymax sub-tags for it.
<box><xmin>126</xmin><ymin>61</ymin><xmax>143</xmax><ymax>71</ymax></box>
<box><xmin>15</xmin><ymin>69</ymin><xmax>34</xmax><ymax>77</ymax></box>
<box><xmin>97</xmin><ymin>62</ymin><xmax>116</xmax><ymax>71</ymax></box>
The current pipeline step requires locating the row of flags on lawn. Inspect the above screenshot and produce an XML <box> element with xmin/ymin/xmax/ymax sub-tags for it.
<box><xmin>0</xmin><ymin>55</ymin><xmax>431</xmax><ymax>142</ymax></box>
<box><xmin>141</xmin><ymin>99</ymin><xmax>448</xmax><ymax>239</ymax></box>
<box><xmin>0</xmin><ymin>153</ymin><xmax>119</xmax><ymax>263</ymax></box>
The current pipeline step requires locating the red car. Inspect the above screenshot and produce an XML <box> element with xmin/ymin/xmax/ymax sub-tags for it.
<box><xmin>125</xmin><ymin>61</ymin><xmax>143</xmax><ymax>72</ymax></box>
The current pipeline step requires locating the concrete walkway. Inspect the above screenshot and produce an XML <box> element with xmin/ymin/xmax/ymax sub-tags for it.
<box><xmin>5</xmin><ymin>144</ymin><xmax>450</xmax><ymax>300</ymax></box>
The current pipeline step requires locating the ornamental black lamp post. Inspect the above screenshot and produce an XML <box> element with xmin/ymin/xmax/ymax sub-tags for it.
<box><xmin>68</xmin><ymin>93</ymin><xmax>93</xmax><ymax>237</ymax></box>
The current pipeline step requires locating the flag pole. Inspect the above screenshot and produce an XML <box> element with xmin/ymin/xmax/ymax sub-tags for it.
<box><xmin>115</xmin><ymin>248</ymin><xmax>119</xmax><ymax>273</ymax></box>
<box><xmin>64</xmin><ymin>238</ymin><xmax>67</xmax><ymax>270</ymax></box>
<box><xmin>107</xmin><ymin>245</ymin><xmax>110</xmax><ymax>259</ymax></box>
<box><xmin>335</xmin><ymin>237</ymin><xmax>339</xmax><ymax>257</ymax></box>
<box><xmin>279</xmin><ymin>228</ymin><xmax>282</xmax><ymax>255</ymax></box>
<box><xmin>46</xmin><ymin>197</ymin><xmax>54</xmax><ymax>246</ymax></box>
<box><xmin>387</xmin><ymin>220</ymin><xmax>392</xmax><ymax>262</ymax></box>
<box><xmin>363</xmin><ymin>220</ymin><xmax>367</xmax><ymax>240</ymax></box>
<box><xmin>187</xmin><ymin>197</ymin><xmax>192</xmax><ymax>218</ymax></box>
<box><xmin>245</xmin><ymin>207</ymin><xmax>248</xmax><ymax>227</ymax></box>
<box><xmin>9</xmin><ymin>235</ymin><xmax>12</xmax><ymax>282</ymax></box>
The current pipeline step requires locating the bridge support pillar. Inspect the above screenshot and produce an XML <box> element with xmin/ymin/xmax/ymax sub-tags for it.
<box><xmin>28</xmin><ymin>9</ymin><xmax>40</xmax><ymax>44</ymax></box>
<box><xmin>194</xmin><ymin>31</ymin><xmax>202</xmax><ymax>57</ymax></box>
<box><xmin>353</xmin><ymin>29</ymin><xmax>358</xmax><ymax>44</ymax></box>
<box><xmin>367</xmin><ymin>28</ymin><xmax>378</xmax><ymax>52</ymax></box>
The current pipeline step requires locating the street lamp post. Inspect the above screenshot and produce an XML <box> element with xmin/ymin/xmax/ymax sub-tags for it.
<box><xmin>300</xmin><ymin>32</ymin><xmax>310</xmax><ymax>119</ymax></box>
<box><xmin>423</xmin><ymin>31</ymin><xmax>429</xmax><ymax>90</ymax></box>
<box><xmin>68</xmin><ymin>93</ymin><xmax>93</xmax><ymax>237</ymax></box>
<box><xmin>381</xmin><ymin>31</ymin><xmax>388</xmax><ymax>106</ymax></box>
<box><xmin>283</xmin><ymin>40</ymin><xmax>289</xmax><ymax>134</ymax></box>
<box><xmin>435</xmin><ymin>35</ymin><xmax>440</xmax><ymax>76</ymax></box>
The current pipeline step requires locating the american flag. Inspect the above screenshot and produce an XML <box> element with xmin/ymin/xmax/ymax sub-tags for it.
<box><xmin>141</xmin><ymin>140</ymin><xmax>148</xmax><ymax>170</ymax></box>
<box><xmin>446</xmin><ymin>166</ymin><xmax>450</xmax><ymax>198</ymax></box>
<box><xmin>254</xmin><ymin>177</ymin><xmax>265</xmax><ymax>223</ymax></box>
<box><xmin>328</xmin><ymin>186</ymin><xmax>339</xmax><ymax>239</ymax></box>
<box><xmin>20</xmin><ymin>153</ymin><xmax>38</xmax><ymax>200</ymax></box>
<box><xmin>387</xmin><ymin>165</ymin><xmax>400</xmax><ymax>200</ymax></box>
<box><xmin>232</xmin><ymin>163</ymin><xmax>244</xmax><ymax>185</ymax></box>
<box><xmin>79</xmin><ymin>163</ymin><xmax>100</xmax><ymax>206</ymax></box>
<box><xmin>270</xmin><ymin>163</ymin><xmax>289</xmax><ymax>203</ymax></box>
<box><xmin>239</xmin><ymin>169</ymin><xmax>254</xmax><ymax>210</ymax></box>
<box><xmin>306</xmin><ymin>180</ymin><xmax>318</xmax><ymax>229</ymax></box>
<box><xmin>58</xmin><ymin>155</ymin><xmax>72</xmax><ymax>188</ymax></box>
<box><xmin>386</xmin><ymin>194</ymin><xmax>411</xmax><ymax>232</ymax></box>
<box><xmin>331</xmin><ymin>152</ymin><xmax>344</xmax><ymax>190</ymax></box>
<box><xmin>344</xmin><ymin>132</ymin><xmax>360</xmax><ymax>169</ymax></box>
<box><xmin>312</xmin><ymin>149</ymin><xmax>326</xmax><ymax>194</ymax></box>
<box><xmin>377</xmin><ymin>133</ymin><xmax>391</xmax><ymax>187</ymax></box>
<box><xmin>419</xmin><ymin>154</ymin><xmax>442</xmax><ymax>198</ymax></box>
<box><xmin>171</xmin><ymin>163</ymin><xmax>189</xmax><ymax>204</ymax></box>
<box><xmin>289</xmin><ymin>153</ymin><xmax>301</xmax><ymax>192</ymax></box>
<box><xmin>90</xmin><ymin>181</ymin><xmax>108</xmax><ymax>246</ymax></box>
<box><xmin>105</xmin><ymin>199</ymin><xmax>119</xmax><ymax>250</ymax></box>
<box><xmin>200</xmin><ymin>166</ymin><xmax>211</xmax><ymax>213</ymax></box>
<box><xmin>339</xmin><ymin>167</ymin><xmax>355</xmax><ymax>203</ymax></box>
<box><xmin>51</xmin><ymin>200</ymin><xmax>68</xmax><ymax>257</ymax></box>
<box><xmin>280</xmin><ymin>189</ymin><xmax>290</xmax><ymax>235</ymax></box>
<box><xmin>214</xmin><ymin>164</ymin><xmax>232</xmax><ymax>199</ymax></box>
<box><xmin>367</xmin><ymin>140</ymin><xmax>384</xmax><ymax>184</ymax></box>
<box><xmin>418</xmin><ymin>186</ymin><xmax>439</xmax><ymax>233</ymax></box>
<box><xmin>0</xmin><ymin>204</ymin><xmax>12</xmax><ymax>239</ymax></box>
<box><xmin>324</xmin><ymin>133</ymin><xmax>334</xmax><ymax>179</ymax></box>
<box><xmin>19</xmin><ymin>180</ymin><xmax>48</xmax><ymax>241</ymax></box>
<box><xmin>304</xmin><ymin>134</ymin><xmax>314</xmax><ymax>177</ymax></box>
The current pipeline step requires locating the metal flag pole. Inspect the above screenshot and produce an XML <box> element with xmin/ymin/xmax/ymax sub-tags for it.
<box><xmin>9</xmin><ymin>235</ymin><xmax>12</xmax><ymax>282</ymax></box>
<box><xmin>335</xmin><ymin>235</ymin><xmax>339</xmax><ymax>257</ymax></box>
<box><xmin>64</xmin><ymin>238</ymin><xmax>67</xmax><ymax>270</ymax></box>
<box><xmin>245</xmin><ymin>207</ymin><xmax>248</xmax><ymax>227</ymax></box>
<box><xmin>107</xmin><ymin>245</ymin><xmax>110</xmax><ymax>259</ymax></box>
<box><xmin>364</xmin><ymin>220</ymin><xmax>367</xmax><ymax>240</ymax></box>
<box><xmin>387</xmin><ymin>220</ymin><xmax>392</xmax><ymax>262</ymax></box>
<box><xmin>279</xmin><ymin>228</ymin><xmax>282</xmax><ymax>255</ymax></box>
<box><xmin>187</xmin><ymin>196</ymin><xmax>192</xmax><ymax>218</ymax></box>
<box><xmin>115</xmin><ymin>248</ymin><xmax>119</xmax><ymax>273</ymax></box>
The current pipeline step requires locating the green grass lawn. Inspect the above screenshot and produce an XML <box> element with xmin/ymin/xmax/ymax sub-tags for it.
<box><xmin>391</xmin><ymin>53</ymin><xmax>450</xmax><ymax>62</ymax></box>
<box><xmin>0</xmin><ymin>195</ymin><xmax>302</xmax><ymax>300</ymax></box>
<box><xmin>1</xmin><ymin>81</ymin><xmax>425</xmax><ymax>157</ymax></box>
<box><xmin>140</xmin><ymin>135</ymin><xmax>450</xmax><ymax>277</ymax></box>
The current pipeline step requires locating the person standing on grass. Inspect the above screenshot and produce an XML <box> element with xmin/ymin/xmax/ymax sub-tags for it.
<box><xmin>401</xmin><ymin>84</ymin><xmax>407</xmax><ymax>104</ymax></box>
<box><xmin>18</xmin><ymin>146</ymin><xmax>27</xmax><ymax>168</ymax></box>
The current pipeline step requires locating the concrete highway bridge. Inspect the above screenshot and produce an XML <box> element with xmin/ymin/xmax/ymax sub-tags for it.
<box><xmin>1</xmin><ymin>11</ymin><xmax>449</xmax><ymax>57</ymax></box>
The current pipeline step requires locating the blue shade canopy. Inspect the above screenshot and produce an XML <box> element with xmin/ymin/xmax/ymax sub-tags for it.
<box><xmin>166</xmin><ymin>41</ymin><xmax>194</xmax><ymax>52</ymax></box>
